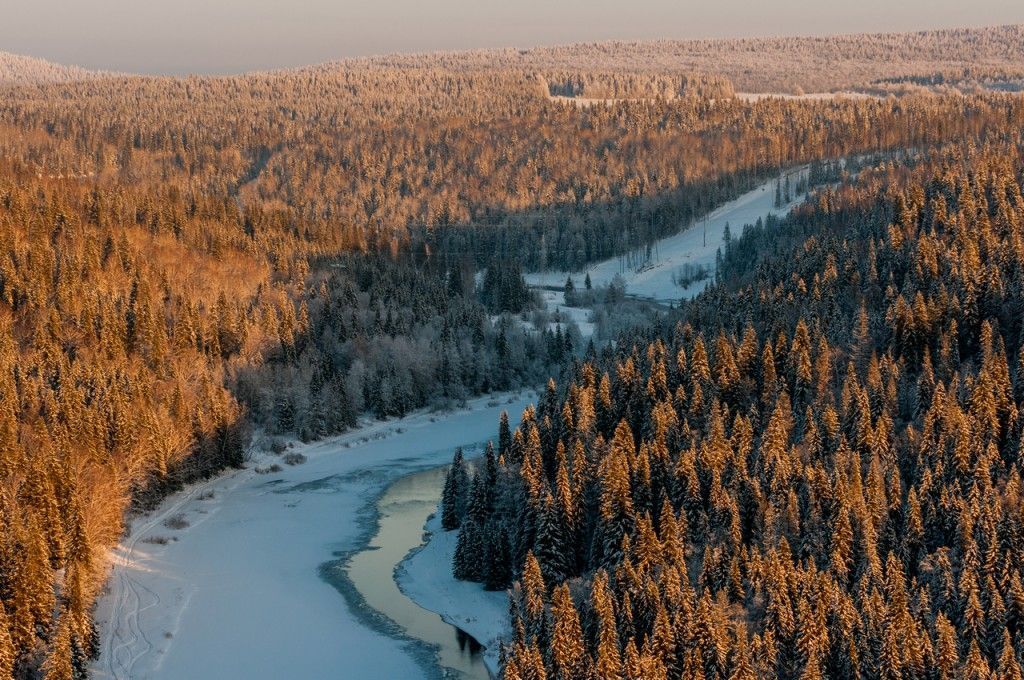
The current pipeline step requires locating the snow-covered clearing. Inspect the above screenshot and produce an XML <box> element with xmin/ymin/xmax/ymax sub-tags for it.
<box><xmin>524</xmin><ymin>168</ymin><xmax>809</xmax><ymax>304</ymax></box>
<box><xmin>494</xmin><ymin>289</ymin><xmax>596</xmax><ymax>341</ymax></box>
<box><xmin>537</xmin><ymin>290</ymin><xmax>596</xmax><ymax>338</ymax></box>
<box><xmin>92</xmin><ymin>390</ymin><xmax>535</xmax><ymax>680</ymax></box>
<box><xmin>550</xmin><ymin>92</ymin><xmax>879</xmax><ymax>108</ymax></box>
<box><xmin>548</xmin><ymin>94</ymin><xmax>676</xmax><ymax>108</ymax></box>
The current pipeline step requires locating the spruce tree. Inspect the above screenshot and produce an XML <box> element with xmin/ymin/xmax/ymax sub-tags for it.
<box><xmin>274</xmin><ymin>389</ymin><xmax>295</xmax><ymax>433</ymax></box>
<box><xmin>591</xmin><ymin>571</ymin><xmax>622</xmax><ymax>679</ymax></box>
<box><xmin>42</xmin><ymin>614</ymin><xmax>73</xmax><ymax>680</ymax></box>
<box><xmin>996</xmin><ymin>629</ymin><xmax>1022</xmax><ymax>680</ymax></box>
<box><xmin>534</xmin><ymin>492</ymin><xmax>572</xmax><ymax>585</ymax></box>
<box><xmin>499</xmin><ymin>411</ymin><xmax>513</xmax><ymax>460</ymax></box>
<box><xmin>484</xmin><ymin>441</ymin><xmax>498</xmax><ymax>495</ymax></box>
<box><xmin>454</xmin><ymin>474</ymin><xmax>491</xmax><ymax>582</ymax></box>
<box><xmin>484</xmin><ymin>524</ymin><xmax>512</xmax><ymax>591</ymax></box>
<box><xmin>933</xmin><ymin>613</ymin><xmax>959</xmax><ymax>679</ymax></box>
<box><xmin>549</xmin><ymin>584</ymin><xmax>589</xmax><ymax>680</ymax></box>
<box><xmin>728</xmin><ymin>623</ymin><xmax>757</xmax><ymax>680</ymax></box>
<box><xmin>0</xmin><ymin>601</ymin><xmax>13</xmax><ymax>680</ymax></box>
<box><xmin>453</xmin><ymin>513</ymin><xmax>483</xmax><ymax>581</ymax></box>
<box><xmin>521</xmin><ymin>552</ymin><xmax>548</xmax><ymax>645</ymax></box>
<box><xmin>442</xmin><ymin>447</ymin><xmax>469</xmax><ymax>531</ymax></box>
<box><xmin>962</xmin><ymin>639</ymin><xmax>991</xmax><ymax>680</ymax></box>
<box><xmin>594</xmin><ymin>422</ymin><xmax>635</xmax><ymax>567</ymax></box>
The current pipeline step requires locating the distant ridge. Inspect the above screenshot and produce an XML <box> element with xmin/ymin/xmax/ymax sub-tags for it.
<box><xmin>0</xmin><ymin>51</ymin><xmax>118</xmax><ymax>85</ymax></box>
<box><xmin>5</xmin><ymin>23</ymin><xmax>1024</xmax><ymax>93</ymax></box>
<box><xmin>301</xmin><ymin>23</ymin><xmax>1024</xmax><ymax>94</ymax></box>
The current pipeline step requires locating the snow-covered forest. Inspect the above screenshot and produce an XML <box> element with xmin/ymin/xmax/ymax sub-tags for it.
<box><xmin>445</xmin><ymin>142</ymin><xmax>1024</xmax><ymax>679</ymax></box>
<box><xmin>1</xmin><ymin>21</ymin><xmax>1024</xmax><ymax>680</ymax></box>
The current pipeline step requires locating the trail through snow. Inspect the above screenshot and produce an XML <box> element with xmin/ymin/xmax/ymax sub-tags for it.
<box><xmin>103</xmin><ymin>474</ymin><xmax>234</xmax><ymax>679</ymax></box>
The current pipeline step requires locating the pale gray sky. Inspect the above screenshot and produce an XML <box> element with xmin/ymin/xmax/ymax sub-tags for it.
<box><xmin>3</xmin><ymin>0</ymin><xmax>1023</xmax><ymax>75</ymax></box>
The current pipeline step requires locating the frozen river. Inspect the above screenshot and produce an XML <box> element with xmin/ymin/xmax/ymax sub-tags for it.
<box><xmin>343</xmin><ymin>465</ymin><xmax>492</xmax><ymax>679</ymax></box>
<box><xmin>92</xmin><ymin>392</ymin><xmax>534</xmax><ymax>680</ymax></box>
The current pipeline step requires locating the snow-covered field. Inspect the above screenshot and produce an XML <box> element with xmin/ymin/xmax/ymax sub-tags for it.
<box><xmin>536</xmin><ymin>289</ymin><xmax>596</xmax><ymax>338</ymax></box>
<box><xmin>524</xmin><ymin>168</ymin><xmax>809</xmax><ymax>304</ymax></box>
<box><xmin>494</xmin><ymin>172</ymin><xmax>812</xmax><ymax>342</ymax></box>
<box><xmin>92</xmin><ymin>391</ymin><xmax>535</xmax><ymax>680</ymax></box>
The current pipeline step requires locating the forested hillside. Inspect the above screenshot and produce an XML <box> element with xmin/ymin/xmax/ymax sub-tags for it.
<box><xmin>2</xmin><ymin>24</ymin><xmax>1024</xmax><ymax>679</ymax></box>
<box><xmin>444</xmin><ymin>139</ymin><xmax>1024</xmax><ymax>679</ymax></box>
<box><xmin>0</xmin><ymin>52</ymin><xmax>109</xmax><ymax>86</ymax></box>
<box><xmin>4</xmin><ymin>74</ymin><xmax>1021</xmax><ymax>270</ymax></box>
<box><xmin>324</xmin><ymin>24</ymin><xmax>1024</xmax><ymax>94</ymax></box>
<box><xmin>0</xmin><ymin>159</ymin><xmax>554</xmax><ymax>678</ymax></box>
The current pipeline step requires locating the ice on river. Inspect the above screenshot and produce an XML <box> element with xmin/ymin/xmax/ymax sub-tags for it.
<box><xmin>92</xmin><ymin>390</ymin><xmax>535</xmax><ymax>680</ymax></box>
<box><xmin>398</xmin><ymin>509</ymin><xmax>509</xmax><ymax>676</ymax></box>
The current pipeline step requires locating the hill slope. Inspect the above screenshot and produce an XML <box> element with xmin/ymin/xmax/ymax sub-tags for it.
<box><xmin>6</xmin><ymin>24</ymin><xmax>1024</xmax><ymax>92</ymax></box>
<box><xmin>0</xmin><ymin>51</ymin><xmax>113</xmax><ymax>85</ymax></box>
<box><xmin>308</xmin><ymin>23</ymin><xmax>1024</xmax><ymax>94</ymax></box>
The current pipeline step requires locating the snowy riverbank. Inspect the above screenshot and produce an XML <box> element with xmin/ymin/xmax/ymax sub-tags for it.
<box><xmin>398</xmin><ymin>510</ymin><xmax>509</xmax><ymax>676</ymax></box>
<box><xmin>92</xmin><ymin>390</ymin><xmax>535</xmax><ymax>680</ymax></box>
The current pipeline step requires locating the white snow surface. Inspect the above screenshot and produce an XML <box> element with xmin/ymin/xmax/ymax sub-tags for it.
<box><xmin>398</xmin><ymin>510</ymin><xmax>509</xmax><ymax>675</ymax></box>
<box><xmin>92</xmin><ymin>391</ymin><xmax>535</xmax><ymax>680</ymax></box>
<box><xmin>735</xmin><ymin>91</ymin><xmax>878</xmax><ymax>102</ymax></box>
<box><xmin>524</xmin><ymin>168</ymin><xmax>809</xmax><ymax>304</ymax></box>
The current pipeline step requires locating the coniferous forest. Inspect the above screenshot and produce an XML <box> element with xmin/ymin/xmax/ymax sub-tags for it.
<box><xmin>2</xmin><ymin>21</ymin><xmax>1024</xmax><ymax>680</ymax></box>
<box><xmin>444</xmin><ymin>140</ymin><xmax>1024</xmax><ymax>679</ymax></box>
